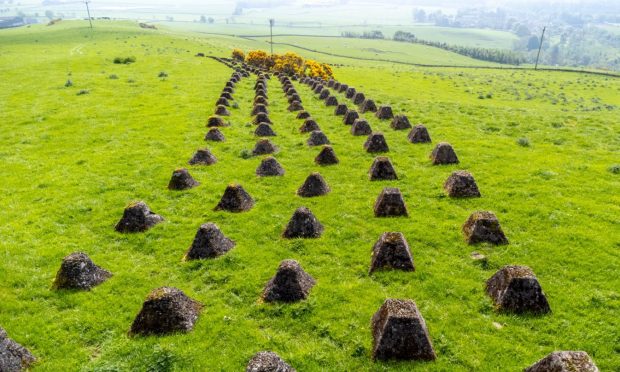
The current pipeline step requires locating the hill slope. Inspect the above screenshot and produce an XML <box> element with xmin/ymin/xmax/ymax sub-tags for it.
<box><xmin>0</xmin><ymin>21</ymin><xmax>618</xmax><ymax>371</ymax></box>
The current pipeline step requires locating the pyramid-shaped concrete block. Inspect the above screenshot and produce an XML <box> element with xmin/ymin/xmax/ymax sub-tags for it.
<box><xmin>253</xmin><ymin>139</ymin><xmax>278</xmax><ymax>155</ymax></box>
<box><xmin>214</xmin><ymin>184</ymin><xmax>254</xmax><ymax>212</ymax></box>
<box><xmin>462</xmin><ymin>211</ymin><xmax>508</xmax><ymax>245</ymax></box>
<box><xmin>246</xmin><ymin>351</ymin><xmax>296</xmax><ymax>372</ymax></box>
<box><xmin>297</xmin><ymin>172</ymin><xmax>330</xmax><ymax>197</ymax></box>
<box><xmin>296</xmin><ymin>111</ymin><xmax>310</xmax><ymax>120</ymax></box>
<box><xmin>252</xmin><ymin>113</ymin><xmax>272</xmax><ymax>125</ymax></box>
<box><xmin>314</xmin><ymin>146</ymin><xmax>339</xmax><ymax>166</ymax></box>
<box><xmin>251</xmin><ymin>104</ymin><xmax>268</xmax><ymax>116</ymax></box>
<box><xmin>254</xmin><ymin>96</ymin><xmax>268</xmax><ymax>105</ymax></box>
<box><xmin>486</xmin><ymin>266</ymin><xmax>551</xmax><ymax>314</ymax></box>
<box><xmin>255</xmin><ymin>123</ymin><xmax>276</xmax><ymax>137</ymax></box>
<box><xmin>216</xmin><ymin>97</ymin><xmax>230</xmax><ymax>107</ymax></box>
<box><xmin>0</xmin><ymin>327</ymin><xmax>36</xmax><ymax>371</ymax></box>
<box><xmin>207</xmin><ymin>116</ymin><xmax>228</xmax><ymax>127</ymax></box>
<box><xmin>369</xmin><ymin>157</ymin><xmax>398</xmax><ymax>180</ymax></box>
<box><xmin>53</xmin><ymin>252</ymin><xmax>112</xmax><ymax>290</ymax></box>
<box><xmin>307</xmin><ymin>131</ymin><xmax>330</xmax><ymax>146</ymax></box>
<box><xmin>345</xmin><ymin>86</ymin><xmax>355</xmax><ymax>97</ymax></box>
<box><xmin>262</xmin><ymin>259</ymin><xmax>316</xmax><ymax>302</ymax></box>
<box><xmin>408</xmin><ymin>124</ymin><xmax>431</xmax><ymax>143</ymax></box>
<box><xmin>168</xmin><ymin>168</ymin><xmax>200</xmax><ymax>190</ymax></box>
<box><xmin>369</xmin><ymin>233</ymin><xmax>415</xmax><ymax>273</ymax></box>
<box><xmin>359</xmin><ymin>99</ymin><xmax>377</xmax><ymax>113</ymax></box>
<box><xmin>185</xmin><ymin>223</ymin><xmax>235</xmax><ymax>260</ymax></box>
<box><xmin>205</xmin><ymin>128</ymin><xmax>226</xmax><ymax>142</ymax></box>
<box><xmin>283</xmin><ymin>207</ymin><xmax>323</xmax><ymax>238</ymax></box>
<box><xmin>214</xmin><ymin>105</ymin><xmax>230</xmax><ymax>116</ymax></box>
<box><xmin>444</xmin><ymin>171</ymin><xmax>480</xmax><ymax>197</ymax></box>
<box><xmin>430</xmin><ymin>142</ymin><xmax>458</xmax><ymax>164</ymax></box>
<box><xmin>130</xmin><ymin>287</ymin><xmax>203</xmax><ymax>336</ymax></box>
<box><xmin>189</xmin><ymin>148</ymin><xmax>217</xmax><ymax>166</ymax></box>
<box><xmin>525</xmin><ymin>351</ymin><xmax>598</xmax><ymax>372</ymax></box>
<box><xmin>288</xmin><ymin>101</ymin><xmax>303</xmax><ymax>112</ymax></box>
<box><xmin>374</xmin><ymin>188</ymin><xmax>408</xmax><ymax>217</ymax></box>
<box><xmin>299</xmin><ymin>119</ymin><xmax>320</xmax><ymax>133</ymax></box>
<box><xmin>334</xmin><ymin>104</ymin><xmax>348</xmax><ymax>116</ymax></box>
<box><xmin>391</xmin><ymin>115</ymin><xmax>412</xmax><ymax>130</ymax></box>
<box><xmin>375</xmin><ymin>105</ymin><xmax>393</xmax><ymax>119</ymax></box>
<box><xmin>256</xmin><ymin>156</ymin><xmax>285</xmax><ymax>177</ymax></box>
<box><xmin>371</xmin><ymin>299</ymin><xmax>436</xmax><ymax>361</ymax></box>
<box><xmin>353</xmin><ymin>92</ymin><xmax>365</xmax><ymax>104</ymax></box>
<box><xmin>364</xmin><ymin>132</ymin><xmax>389</xmax><ymax>153</ymax></box>
<box><xmin>325</xmin><ymin>95</ymin><xmax>338</xmax><ymax>106</ymax></box>
<box><xmin>351</xmin><ymin>119</ymin><xmax>372</xmax><ymax>136</ymax></box>
<box><xmin>115</xmin><ymin>201</ymin><xmax>164</xmax><ymax>233</ymax></box>
<box><xmin>343</xmin><ymin>110</ymin><xmax>359</xmax><ymax>125</ymax></box>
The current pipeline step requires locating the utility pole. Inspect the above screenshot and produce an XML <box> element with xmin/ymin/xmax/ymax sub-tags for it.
<box><xmin>535</xmin><ymin>26</ymin><xmax>546</xmax><ymax>70</ymax></box>
<box><xmin>85</xmin><ymin>1</ymin><xmax>93</xmax><ymax>29</ymax></box>
<box><xmin>269</xmin><ymin>19</ymin><xmax>275</xmax><ymax>55</ymax></box>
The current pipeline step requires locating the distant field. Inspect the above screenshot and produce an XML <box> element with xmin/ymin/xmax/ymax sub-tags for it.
<box><xmin>598</xmin><ymin>24</ymin><xmax>620</xmax><ymax>35</ymax></box>
<box><xmin>168</xmin><ymin>22</ymin><xmax>518</xmax><ymax>50</ymax></box>
<box><xmin>249</xmin><ymin>35</ymin><xmax>502</xmax><ymax>67</ymax></box>
<box><xmin>0</xmin><ymin>20</ymin><xmax>619</xmax><ymax>371</ymax></box>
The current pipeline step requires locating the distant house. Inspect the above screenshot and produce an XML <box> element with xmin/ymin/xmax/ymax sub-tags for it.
<box><xmin>0</xmin><ymin>17</ymin><xmax>26</xmax><ymax>29</ymax></box>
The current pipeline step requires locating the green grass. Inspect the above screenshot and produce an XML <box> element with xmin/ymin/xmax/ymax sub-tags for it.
<box><xmin>0</xmin><ymin>21</ymin><xmax>619</xmax><ymax>371</ymax></box>
<box><xmin>250</xmin><ymin>35</ymin><xmax>502</xmax><ymax>67</ymax></box>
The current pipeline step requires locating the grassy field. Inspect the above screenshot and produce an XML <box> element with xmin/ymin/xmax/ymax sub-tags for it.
<box><xmin>0</xmin><ymin>21</ymin><xmax>619</xmax><ymax>371</ymax></box>
<box><xmin>168</xmin><ymin>22</ymin><xmax>518</xmax><ymax>50</ymax></box>
<box><xmin>248</xmin><ymin>35</ymin><xmax>502</xmax><ymax>67</ymax></box>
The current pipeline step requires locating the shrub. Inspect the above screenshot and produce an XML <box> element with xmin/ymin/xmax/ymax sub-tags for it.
<box><xmin>245</xmin><ymin>50</ymin><xmax>271</xmax><ymax>68</ymax></box>
<box><xmin>232</xmin><ymin>48</ymin><xmax>245</xmax><ymax>61</ymax></box>
<box><xmin>609</xmin><ymin>165</ymin><xmax>620</xmax><ymax>174</ymax></box>
<box><xmin>239</xmin><ymin>149</ymin><xmax>252</xmax><ymax>159</ymax></box>
<box><xmin>108</xmin><ymin>74</ymin><xmax>118</xmax><ymax>80</ymax></box>
<box><xmin>158</xmin><ymin>71</ymin><xmax>168</xmax><ymax>78</ymax></box>
<box><xmin>64</xmin><ymin>79</ymin><xmax>73</xmax><ymax>87</ymax></box>
<box><xmin>517</xmin><ymin>137</ymin><xmax>530</xmax><ymax>147</ymax></box>
<box><xmin>76</xmin><ymin>89</ymin><xmax>89</xmax><ymax>96</ymax></box>
<box><xmin>144</xmin><ymin>346</ymin><xmax>176</xmax><ymax>372</ymax></box>
<box><xmin>244</xmin><ymin>50</ymin><xmax>334</xmax><ymax>79</ymax></box>
<box><xmin>113</xmin><ymin>56</ymin><xmax>136</xmax><ymax>64</ymax></box>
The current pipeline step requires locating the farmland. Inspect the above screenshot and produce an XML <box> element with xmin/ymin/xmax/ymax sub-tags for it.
<box><xmin>0</xmin><ymin>20</ymin><xmax>618</xmax><ymax>371</ymax></box>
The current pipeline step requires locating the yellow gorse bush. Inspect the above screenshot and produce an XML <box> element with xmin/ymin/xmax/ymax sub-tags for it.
<box><xmin>234</xmin><ymin>49</ymin><xmax>334</xmax><ymax>79</ymax></box>
<box><xmin>232</xmin><ymin>49</ymin><xmax>245</xmax><ymax>61</ymax></box>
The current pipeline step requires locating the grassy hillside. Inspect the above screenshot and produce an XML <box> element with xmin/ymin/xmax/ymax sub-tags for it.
<box><xmin>0</xmin><ymin>21</ymin><xmax>618</xmax><ymax>371</ymax></box>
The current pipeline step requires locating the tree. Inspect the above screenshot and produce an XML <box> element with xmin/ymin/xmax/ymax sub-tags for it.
<box><xmin>44</xmin><ymin>9</ymin><xmax>54</xmax><ymax>19</ymax></box>
<box><xmin>514</xmin><ymin>24</ymin><xmax>530</xmax><ymax>37</ymax></box>
<box><xmin>208</xmin><ymin>17</ymin><xmax>214</xmax><ymax>24</ymax></box>
<box><xmin>199</xmin><ymin>15</ymin><xmax>206</xmax><ymax>23</ymax></box>
<box><xmin>550</xmin><ymin>45</ymin><xmax>560</xmax><ymax>65</ymax></box>
<box><xmin>414</xmin><ymin>9</ymin><xmax>426</xmax><ymax>23</ymax></box>
<box><xmin>527</xmin><ymin>35</ymin><xmax>540</xmax><ymax>51</ymax></box>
